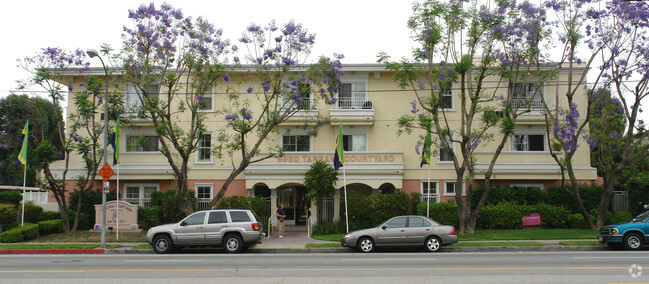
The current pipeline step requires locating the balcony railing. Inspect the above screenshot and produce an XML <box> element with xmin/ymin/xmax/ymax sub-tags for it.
<box><xmin>512</xmin><ymin>98</ymin><xmax>543</xmax><ymax>109</ymax></box>
<box><xmin>124</xmin><ymin>198</ymin><xmax>151</xmax><ymax>207</ymax></box>
<box><xmin>333</xmin><ymin>98</ymin><xmax>373</xmax><ymax>110</ymax></box>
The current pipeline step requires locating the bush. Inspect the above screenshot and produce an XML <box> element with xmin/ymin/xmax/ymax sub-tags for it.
<box><xmin>534</xmin><ymin>204</ymin><xmax>570</xmax><ymax>228</ymax></box>
<box><xmin>613</xmin><ymin>211</ymin><xmax>633</xmax><ymax>224</ymax></box>
<box><xmin>313</xmin><ymin>219</ymin><xmax>346</xmax><ymax>235</ymax></box>
<box><xmin>0</xmin><ymin>204</ymin><xmax>17</xmax><ymax>230</ymax></box>
<box><xmin>138</xmin><ymin>206</ymin><xmax>162</xmax><ymax>230</ymax></box>
<box><xmin>160</xmin><ymin>190</ymin><xmax>196</xmax><ymax>224</ymax></box>
<box><xmin>546</xmin><ymin>184</ymin><xmax>603</xmax><ymax>214</ymax></box>
<box><xmin>39</xmin><ymin>211</ymin><xmax>62</xmax><ymax>222</ymax></box>
<box><xmin>215</xmin><ymin>196</ymin><xmax>269</xmax><ymax>229</ymax></box>
<box><xmin>568</xmin><ymin>214</ymin><xmax>591</xmax><ymax>229</ymax></box>
<box><xmin>67</xmin><ymin>190</ymin><xmax>116</xmax><ymax>230</ymax></box>
<box><xmin>477</xmin><ymin>202</ymin><xmax>522</xmax><ymax>229</ymax></box>
<box><xmin>0</xmin><ymin>223</ymin><xmax>38</xmax><ymax>243</ymax></box>
<box><xmin>472</xmin><ymin>186</ymin><xmax>547</xmax><ymax>208</ymax></box>
<box><xmin>626</xmin><ymin>173</ymin><xmax>649</xmax><ymax>216</ymax></box>
<box><xmin>409</xmin><ymin>192</ymin><xmax>421</xmax><ymax>215</ymax></box>
<box><xmin>0</xmin><ymin>191</ymin><xmax>22</xmax><ymax>205</ymax></box>
<box><xmin>417</xmin><ymin>202</ymin><xmax>458</xmax><ymax>226</ymax></box>
<box><xmin>346</xmin><ymin>193</ymin><xmax>410</xmax><ymax>231</ymax></box>
<box><xmin>38</xmin><ymin>219</ymin><xmax>63</xmax><ymax>235</ymax></box>
<box><xmin>22</xmin><ymin>202</ymin><xmax>43</xmax><ymax>224</ymax></box>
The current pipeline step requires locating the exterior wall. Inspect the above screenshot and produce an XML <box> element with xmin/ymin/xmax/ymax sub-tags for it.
<box><xmin>49</xmin><ymin>64</ymin><xmax>598</xmax><ymax>214</ymax></box>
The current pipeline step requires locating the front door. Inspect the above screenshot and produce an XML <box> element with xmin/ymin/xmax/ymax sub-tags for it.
<box><xmin>278</xmin><ymin>188</ymin><xmax>296</xmax><ymax>226</ymax></box>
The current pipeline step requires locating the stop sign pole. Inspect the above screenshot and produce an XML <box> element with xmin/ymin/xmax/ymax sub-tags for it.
<box><xmin>99</xmin><ymin>163</ymin><xmax>114</xmax><ymax>248</ymax></box>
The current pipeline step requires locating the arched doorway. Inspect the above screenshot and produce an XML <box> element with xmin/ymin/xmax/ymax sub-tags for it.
<box><xmin>277</xmin><ymin>184</ymin><xmax>309</xmax><ymax>226</ymax></box>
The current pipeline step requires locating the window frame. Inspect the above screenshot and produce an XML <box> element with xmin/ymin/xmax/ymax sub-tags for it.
<box><xmin>509</xmin><ymin>82</ymin><xmax>544</xmax><ymax>109</ymax></box>
<box><xmin>510</xmin><ymin>183</ymin><xmax>544</xmax><ymax>191</ymax></box>
<box><xmin>511</xmin><ymin>133</ymin><xmax>546</xmax><ymax>152</ymax></box>
<box><xmin>440</xmin><ymin>88</ymin><xmax>454</xmax><ymax>110</ymax></box>
<box><xmin>125</xmin><ymin>134</ymin><xmax>159</xmax><ymax>152</ymax></box>
<box><xmin>194</xmin><ymin>183</ymin><xmax>213</xmax><ymax>200</ymax></box>
<box><xmin>444</xmin><ymin>181</ymin><xmax>466</xmax><ymax>196</ymax></box>
<box><xmin>437</xmin><ymin>132</ymin><xmax>455</xmax><ymax>163</ymax></box>
<box><xmin>197</xmin><ymin>91</ymin><xmax>214</xmax><ymax>112</ymax></box>
<box><xmin>420</xmin><ymin>181</ymin><xmax>439</xmax><ymax>203</ymax></box>
<box><xmin>338</xmin><ymin>81</ymin><xmax>368</xmax><ymax>109</ymax></box>
<box><xmin>125</xmin><ymin>83</ymin><xmax>160</xmax><ymax>113</ymax></box>
<box><xmin>124</xmin><ymin>183</ymin><xmax>160</xmax><ymax>205</ymax></box>
<box><xmin>196</xmin><ymin>132</ymin><xmax>213</xmax><ymax>163</ymax></box>
<box><xmin>342</xmin><ymin>133</ymin><xmax>368</xmax><ymax>152</ymax></box>
<box><xmin>281</xmin><ymin>133</ymin><xmax>311</xmax><ymax>152</ymax></box>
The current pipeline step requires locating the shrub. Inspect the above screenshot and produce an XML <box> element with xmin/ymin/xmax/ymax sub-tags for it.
<box><xmin>215</xmin><ymin>196</ymin><xmax>269</xmax><ymax>229</ymax></box>
<box><xmin>313</xmin><ymin>219</ymin><xmax>346</xmax><ymax>235</ymax></box>
<box><xmin>39</xmin><ymin>211</ymin><xmax>62</xmax><ymax>221</ymax></box>
<box><xmin>22</xmin><ymin>202</ymin><xmax>43</xmax><ymax>224</ymax></box>
<box><xmin>38</xmin><ymin>219</ymin><xmax>63</xmax><ymax>235</ymax></box>
<box><xmin>626</xmin><ymin>173</ymin><xmax>649</xmax><ymax>216</ymax></box>
<box><xmin>0</xmin><ymin>223</ymin><xmax>38</xmax><ymax>243</ymax></box>
<box><xmin>0</xmin><ymin>191</ymin><xmax>22</xmax><ymax>205</ymax></box>
<box><xmin>409</xmin><ymin>192</ymin><xmax>421</xmax><ymax>215</ymax></box>
<box><xmin>0</xmin><ymin>204</ymin><xmax>17</xmax><ymax>230</ymax></box>
<box><xmin>346</xmin><ymin>193</ymin><xmax>409</xmax><ymax>231</ymax></box>
<box><xmin>472</xmin><ymin>186</ymin><xmax>546</xmax><ymax>208</ymax></box>
<box><xmin>546</xmin><ymin>184</ymin><xmax>603</xmax><ymax>214</ymax></box>
<box><xmin>568</xmin><ymin>214</ymin><xmax>591</xmax><ymax>229</ymax></box>
<box><xmin>477</xmin><ymin>202</ymin><xmax>522</xmax><ymax>229</ymax></box>
<box><xmin>534</xmin><ymin>204</ymin><xmax>570</xmax><ymax>228</ymax></box>
<box><xmin>67</xmin><ymin>190</ymin><xmax>116</xmax><ymax>230</ymax></box>
<box><xmin>613</xmin><ymin>211</ymin><xmax>633</xmax><ymax>224</ymax></box>
<box><xmin>138</xmin><ymin>206</ymin><xmax>162</xmax><ymax>230</ymax></box>
<box><xmin>160</xmin><ymin>190</ymin><xmax>196</xmax><ymax>224</ymax></box>
<box><xmin>417</xmin><ymin>202</ymin><xmax>458</xmax><ymax>226</ymax></box>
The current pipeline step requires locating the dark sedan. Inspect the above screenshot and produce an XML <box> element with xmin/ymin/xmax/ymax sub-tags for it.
<box><xmin>340</xmin><ymin>215</ymin><xmax>457</xmax><ymax>252</ymax></box>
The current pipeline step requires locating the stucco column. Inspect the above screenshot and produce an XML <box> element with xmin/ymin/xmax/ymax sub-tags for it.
<box><xmin>309</xmin><ymin>200</ymin><xmax>318</xmax><ymax>226</ymax></box>
<box><xmin>333</xmin><ymin>188</ymin><xmax>341</xmax><ymax>222</ymax></box>
<box><xmin>270</xmin><ymin>188</ymin><xmax>278</xmax><ymax>227</ymax></box>
<box><xmin>248</xmin><ymin>188</ymin><xmax>254</xmax><ymax>197</ymax></box>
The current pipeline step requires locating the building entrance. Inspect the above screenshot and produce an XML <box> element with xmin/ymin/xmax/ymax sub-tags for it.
<box><xmin>277</xmin><ymin>186</ymin><xmax>308</xmax><ymax>226</ymax></box>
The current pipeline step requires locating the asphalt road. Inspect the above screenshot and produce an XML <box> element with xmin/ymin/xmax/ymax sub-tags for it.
<box><xmin>0</xmin><ymin>251</ymin><xmax>646</xmax><ymax>283</ymax></box>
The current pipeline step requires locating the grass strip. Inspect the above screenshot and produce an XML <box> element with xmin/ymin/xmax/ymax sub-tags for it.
<box><xmin>133</xmin><ymin>244</ymin><xmax>152</xmax><ymax>249</ymax></box>
<box><xmin>0</xmin><ymin>244</ymin><xmax>120</xmax><ymax>249</ymax></box>
<box><xmin>559</xmin><ymin>241</ymin><xmax>605</xmax><ymax>246</ymax></box>
<box><xmin>306</xmin><ymin>243</ymin><xmax>341</xmax><ymax>248</ymax></box>
<box><xmin>27</xmin><ymin>231</ymin><xmax>147</xmax><ymax>243</ymax></box>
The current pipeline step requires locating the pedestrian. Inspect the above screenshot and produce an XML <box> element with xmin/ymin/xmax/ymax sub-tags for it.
<box><xmin>276</xmin><ymin>203</ymin><xmax>286</xmax><ymax>238</ymax></box>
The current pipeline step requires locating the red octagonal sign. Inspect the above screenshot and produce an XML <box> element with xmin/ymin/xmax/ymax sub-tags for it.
<box><xmin>99</xmin><ymin>163</ymin><xmax>114</xmax><ymax>181</ymax></box>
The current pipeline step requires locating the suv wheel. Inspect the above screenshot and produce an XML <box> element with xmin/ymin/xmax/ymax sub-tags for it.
<box><xmin>223</xmin><ymin>234</ymin><xmax>243</xmax><ymax>253</ymax></box>
<box><xmin>624</xmin><ymin>233</ymin><xmax>643</xmax><ymax>250</ymax></box>
<box><xmin>152</xmin><ymin>235</ymin><xmax>174</xmax><ymax>254</ymax></box>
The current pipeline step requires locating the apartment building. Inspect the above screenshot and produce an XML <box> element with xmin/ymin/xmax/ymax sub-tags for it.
<box><xmin>50</xmin><ymin>63</ymin><xmax>598</xmax><ymax>226</ymax></box>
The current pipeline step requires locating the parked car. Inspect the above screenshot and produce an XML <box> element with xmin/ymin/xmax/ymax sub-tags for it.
<box><xmin>146</xmin><ymin>209</ymin><xmax>265</xmax><ymax>254</ymax></box>
<box><xmin>598</xmin><ymin>210</ymin><xmax>649</xmax><ymax>250</ymax></box>
<box><xmin>340</xmin><ymin>215</ymin><xmax>458</xmax><ymax>252</ymax></box>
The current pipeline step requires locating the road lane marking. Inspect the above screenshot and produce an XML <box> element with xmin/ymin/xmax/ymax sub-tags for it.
<box><xmin>575</xmin><ymin>257</ymin><xmax>649</xmax><ymax>259</ymax></box>
<box><xmin>341</xmin><ymin>259</ymin><xmax>436</xmax><ymax>261</ymax></box>
<box><xmin>126</xmin><ymin>260</ymin><xmax>202</xmax><ymax>262</ymax></box>
<box><xmin>0</xmin><ymin>266</ymin><xmax>633</xmax><ymax>273</ymax></box>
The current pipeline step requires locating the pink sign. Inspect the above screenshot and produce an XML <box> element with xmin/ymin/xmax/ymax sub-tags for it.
<box><xmin>522</xmin><ymin>213</ymin><xmax>541</xmax><ymax>226</ymax></box>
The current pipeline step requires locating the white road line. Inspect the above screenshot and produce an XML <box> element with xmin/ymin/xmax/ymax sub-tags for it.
<box><xmin>574</xmin><ymin>257</ymin><xmax>649</xmax><ymax>259</ymax></box>
<box><xmin>341</xmin><ymin>259</ymin><xmax>437</xmax><ymax>261</ymax></box>
<box><xmin>126</xmin><ymin>259</ymin><xmax>203</xmax><ymax>262</ymax></box>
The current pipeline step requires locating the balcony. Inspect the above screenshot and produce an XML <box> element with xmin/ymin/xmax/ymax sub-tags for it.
<box><xmin>329</xmin><ymin>98</ymin><xmax>374</xmax><ymax>125</ymax></box>
<box><xmin>512</xmin><ymin>98</ymin><xmax>543</xmax><ymax>109</ymax></box>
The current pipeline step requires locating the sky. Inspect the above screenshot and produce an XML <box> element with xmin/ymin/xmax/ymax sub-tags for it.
<box><xmin>1</xmin><ymin>0</ymin><xmax>414</xmax><ymax>96</ymax></box>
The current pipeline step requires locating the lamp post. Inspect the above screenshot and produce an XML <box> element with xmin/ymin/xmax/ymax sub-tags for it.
<box><xmin>86</xmin><ymin>48</ymin><xmax>109</xmax><ymax>249</ymax></box>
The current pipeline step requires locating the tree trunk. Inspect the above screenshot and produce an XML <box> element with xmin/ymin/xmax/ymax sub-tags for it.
<box><xmin>568</xmin><ymin>168</ymin><xmax>596</xmax><ymax>229</ymax></box>
<box><xmin>596</xmin><ymin>173</ymin><xmax>619</xmax><ymax>229</ymax></box>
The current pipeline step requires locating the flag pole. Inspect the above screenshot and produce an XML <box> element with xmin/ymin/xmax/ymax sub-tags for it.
<box><xmin>116</xmin><ymin>164</ymin><xmax>119</xmax><ymax>240</ymax></box>
<box><xmin>343</xmin><ymin>168</ymin><xmax>349</xmax><ymax>233</ymax></box>
<box><xmin>427</xmin><ymin>164</ymin><xmax>430</xmax><ymax>218</ymax></box>
<box><xmin>21</xmin><ymin>165</ymin><xmax>26</xmax><ymax>227</ymax></box>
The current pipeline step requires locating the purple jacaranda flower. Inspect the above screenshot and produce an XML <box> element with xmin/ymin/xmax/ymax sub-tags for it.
<box><xmin>223</xmin><ymin>73</ymin><xmax>230</xmax><ymax>81</ymax></box>
<box><xmin>247</xmin><ymin>87</ymin><xmax>254</xmax><ymax>93</ymax></box>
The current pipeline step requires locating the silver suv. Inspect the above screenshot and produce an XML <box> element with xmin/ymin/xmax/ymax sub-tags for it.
<box><xmin>146</xmin><ymin>209</ymin><xmax>265</xmax><ymax>254</ymax></box>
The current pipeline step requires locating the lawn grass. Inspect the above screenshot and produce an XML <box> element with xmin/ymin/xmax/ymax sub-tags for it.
<box><xmin>27</xmin><ymin>231</ymin><xmax>147</xmax><ymax>243</ymax></box>
<box><xmin>133</xmin><ymin>244</ymin><xmax>152</xmax><ymax>250</ymax></box>
<box><xmin>0</xmin><ymin>244</ymin><xmax>121</xmax><ymax>249</ymax></box>
<box><xmin>306</xmin><ymin>243</ymin><xmax>342</xmax><ymax>248</ymax></box>
<box><xmin>559</xmin><ymin>240</ymin><xmax>605</xmax><ymax>246</ymax></box>
<box><xmin>311</xmin><ymin>229</ymin><xmax>598</xmax><ymax>242</ymax></box>
<box><xmin>449</xmin><ymin>241</ymin><xmax>544</xmax><ymax>247</ymax></box>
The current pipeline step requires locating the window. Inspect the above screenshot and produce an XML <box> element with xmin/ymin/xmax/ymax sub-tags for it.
<box><xmin>198</xmin><ymin>92</ymin><xmax>213</xmax><ymax>111</ymax></box>
<box><xmin>338</xmin><ymin>82</ymin><xmax>367</xmax><ymax>109</ymax></box>
<box><xmin>197</xmin><ymin>132</ymin><xmax>212</xmax><ymax>162</ymax></box>
<box><xmin>441</xmin><ymin>89</ymin><xmax>453</xmax><ymax>109</ymax></box>
<box><xmin>408</xmin><ymin>217</ymin><xmax>431</xmax><ymax>227</ymax></box>
<box><xmin>509</xmin><ymin>82</ymin><xmax>543</xmax><ymax>109</ymax></box>
<box><xmin>282</xmin><ymin>83</ymin><xmax>311</xmax><ymax>109</ymax></box>
<box><xmin>385</xmin><ymin>217</ymin><xmax>407</xmax><ymax>228</ymax></box>
<box><xmin>125</xmin><ymin>83</ymin><xmax>159</xmax><ymax>112</ymax></box>
<box><xmin>444</xmin><ymin>181</ymin><xmax>466</xmax><ymax>196</ymax></box>
<box><xmin>282</xmin><ymin>134</ymin><xmax>310</xmax><ymax>152</ymax></box>
<box><xmin>438</xmin><ymin>132</ymin><xmax>454</xmax><ymax>162</ymax></box>
<box><xmin>126</xmin><ymin>135</ymin><xmax>159</xmax><ymax>152</ymax></box>
<box><xmin>208</xmin><ymin>211</ymin><xmax>227</xmax><ymax>224</ymax></box>
<box><xmin>421</xmin><ymin>181</ymin><xmax>438</xmax><ymax>203</ymax></box>
<box><xmin>124</xmin><ymin>184</ymin><xmax>159</xmax><ymax>206</ymax></box>
<box><xmin>510</xmin><ymin>183</ymin><xmax>544</xmax><ymax>191</ymax></box>
<box><xmin>343</xmin><ymin>134</ymin><xmax>367</xmax><ymax>152</ymax></box>
<box><xmin>512</xmin><ymin>134</ymin><xmax>545</xmax><ymax>151</ymax></box>
<box><xmin>183</xmin><ymin>212</ymin><xmax>206</xmax><ymax>226</ymax></box>
<box><xmin>229</xmin><ymin>211</ymin><xmax>251</xmax><ymax>223</ymax></box>
<box><xmin>195</xmin><ymin>184</ymin><xmax>212</xmax><ymax>199</ymax></box>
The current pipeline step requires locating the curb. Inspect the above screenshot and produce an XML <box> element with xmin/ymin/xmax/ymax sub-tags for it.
<box><xmin>0</xmin><ymin>248</ymin><xmax>105</xmax><ymax>254</ymax></box>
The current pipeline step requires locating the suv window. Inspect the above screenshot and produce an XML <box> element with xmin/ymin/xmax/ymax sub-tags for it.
<box><xmin>184</xmin><ymin>212</ymin><xmax>206</xmax><ymax>226</ymax></box>
<box><xmin>229</xmin><ymin>211</ymin><xmax>251</xmax><ymax>223</ymax></box>
<box><xmin>208</xmin><ymin>211</ymin><xmax>227</xmax><ymax>224</ymax></box>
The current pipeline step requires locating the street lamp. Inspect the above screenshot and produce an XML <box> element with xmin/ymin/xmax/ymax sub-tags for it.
<box><xmin>86</xmin><ymin>48</ymin><xmax>109</xmax><ymax>249</ymax></box>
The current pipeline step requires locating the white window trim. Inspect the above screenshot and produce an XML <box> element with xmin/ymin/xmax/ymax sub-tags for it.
<box><xmin>437</xmin><ymin>132</ymin><xmax>455</xmax><ymax>163</ymax></box>
<box><xmin>443</xmin><ymin>181</ymin><xmax>466</xmax><ymax>196</ymax></box>
<box><xmin>197</xmin><ymin>91</ymin><xmax>214</xmax><ymax>112</ymax></box>
<box><xmin>509</xmin><ymin>82</ymin><xmax>545</xmax><ymax>109</ymax></box>
<box><xmin>337</xmin><ymin>81</ymin><xmax>369</xmax><ymax>109</ymax></box>
<box><xmin>281</xmin><ymin>129</ymin><xmax>312</xmax><ymax>152</ymax></box>
<box><xmin>125</xmin><ymin>83</ymin><xmax>161</xmax><ymax>113</ymax></box>
<box><xmin>195</xmin><ymin>132</ymin><xmax>214</xmax><ymax>164</ymax></box>
<box><xmin>124</xmin><ymin>183</ymin><xmax>160</xmax><ymax>204</ymax></box>
<box><xmin>510</xmin><ymin>133</ymin><xmax>546</xmax><ymax>152</ymax></box>
<box><xmin>420</xmin><ymin>181</ymin><xmax>439</xmax><ymax>203</ymax></box>
<box><xmin>340</xmin><ymin>126</ymin><xmax>369</xmax><ymax>152</ymax></box>
<box><xmin>440</xmin><ymin>88</ymin><xmax>455</xmax><ymax>111</ymax></box>
<box><xmin>194</xmin><ymin>183</ymin><xmax>213</xmax><ymax>200</ymax></box>
<box><xmin>125</xmin><ymin>134</ymin><xmax>160</xmax><ymax>153</ymax></box>
<box><xmin>510</xmin><ymin>183</ymin><xmax>544</xmax><ymax>191</ymax></box>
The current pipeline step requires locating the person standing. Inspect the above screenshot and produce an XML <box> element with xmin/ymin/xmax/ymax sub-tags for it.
<box><xmin>276</xmin><ymin>203</ymin><xmax>286</xmax><ymax>238</ymax></box>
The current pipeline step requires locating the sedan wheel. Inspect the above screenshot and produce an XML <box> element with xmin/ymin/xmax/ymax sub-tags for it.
<box><xmin>223</xmin><ymin>234</ymin><xmax>243</xmax><ymax>253</ymax></box>
<box><xmin>624</xmin><ymin>233</ymin><xmax>643</xmax><ymax>250</ymax></box>
<box><xmin>358</xmin><ymin>237</ymin><xmax>374</xmax><ymax>253</ymax></box>
<box><xmin>152</xmin><ymin>235</ymin><xmax>174</xmax><ymax>254</ymax></box>
<box><xmin>424</xmin><ymin>236</ymin><xmax>441</xmax><ymax>252</ymax></box>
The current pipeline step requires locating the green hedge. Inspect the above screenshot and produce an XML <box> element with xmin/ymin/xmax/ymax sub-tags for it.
<box><xmin>0</xmin><ymin>223</ymin><xmax>38</xmax><ymax>243</ymax></box>
<box><xmin>0</xmin><ymin>191</ymin><xmax>22</xmax><ymax>205</ymax></box>
<box><xmin>38</xmin><ymin>219</ymin><xmax>63</xmax><ymax>235</ymax></box>
<box><xmin>23</xmin><ymin>202</ymin><xmax>43</xmax><ymax>224</ymax></box>
<box><xmin>215</xmin><ymin>196</ymin><xmax>269</xmax><ymax>229</ymax></box>
<box><xmin>417</xmin><ymin>202</ymin><xmax>458</xmax><ymax>226</ymax></box>
<box><xmin>472</xmin><ymin>186</ymin><xmax>547</xmax><ymax>208</ymax></box>
<box><xmin>312</xmin><ymin>219</ymin><xmax>347</xmax><ymax>235</ymax></box>
<box><xmin>138</xmin><ymin>206</ymin><xmax>162</xmax><ymax>230</ymax></box>
<box><xmin>346</xmin><ymin>193</ymin><xmax>410</xmax><ymax>231</ymax></box>
<box><xmin>0</xmin><ymin>204</ymin><xmax>17</xmax><ymax>230</ymax></box>
<box><xmin>39</xmin><ymin>211</ymin><xmax>62</xmax><ymax>222</ymax></box>
<box><xmin>477</xmin><ymin>202</ymin><xmax>523</xmax><ymax>229</ymax></box>
<box><xmin>545</xmin><ymin>184</ymin><xmax>604</xmax><ymax>214</ymax></box>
